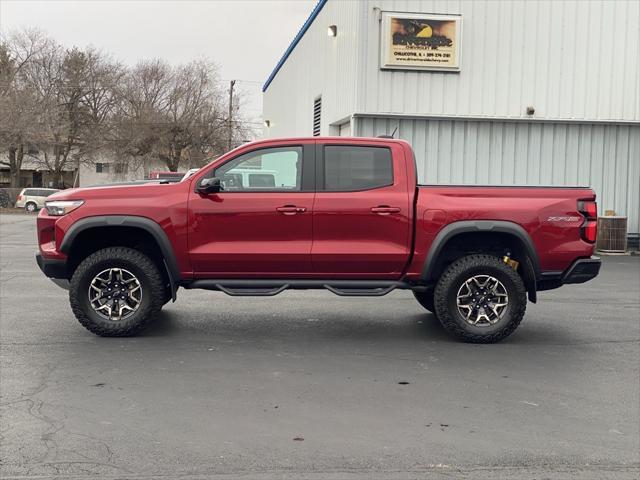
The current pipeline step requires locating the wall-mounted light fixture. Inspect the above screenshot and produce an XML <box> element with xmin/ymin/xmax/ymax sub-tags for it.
<box><xmin>263</xmin><ymin>120</ymin><xmax>271</xmax><ymax>128</ymax></box>
<box><xmin>327</xmin><ymin>25</ymin><xmax>337</xmax><ymax>37</ymax></box>
<box><xmin>526</xmin><ymin>106</ymin><xmax>535</xmax><ymax>115</ymax></box>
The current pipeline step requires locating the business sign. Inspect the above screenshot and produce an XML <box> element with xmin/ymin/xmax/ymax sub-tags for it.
<box><xmin>380</xmin><ymin>12</ymin><xmax>461</xmax><ymax>71</ymax></box>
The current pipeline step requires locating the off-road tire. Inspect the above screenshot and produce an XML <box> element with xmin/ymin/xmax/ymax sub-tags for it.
<box><xmin>25</xmin><ymin>202</ymin><xmax>37</xmax><ymax>213</ymax></box>
<box><xmin>69</xmin><ymin>247</ymin><xmax>164</xmax><ymax>336</ymax></box>
<box><xmin>434</xmin><ymin>254</ymin><xmax>527</xmax><ymax>343</ymax></box>
<box><xmin>413</xmin><ymin>290</ymin><xmax>435</xmax><ymax>313</ymax></box>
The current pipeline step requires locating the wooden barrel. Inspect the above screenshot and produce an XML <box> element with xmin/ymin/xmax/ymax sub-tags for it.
<box><xmin>596</xmin><ymin>216</ymin><xmax>628</xmax><ymax>253</ymax></box>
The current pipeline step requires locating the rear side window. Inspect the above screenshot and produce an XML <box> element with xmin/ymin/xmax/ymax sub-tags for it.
<box><xmin>24</xmin><ymin>189</ymin><xmax>37</xmax><ymax>196</ymax></box>
<box><xmin>323</xmin><ymin>146</ymin><xmax>393</xmax><ymax>191</ymax></box>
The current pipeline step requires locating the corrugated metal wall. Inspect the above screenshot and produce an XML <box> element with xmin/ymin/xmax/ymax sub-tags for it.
<box><xmin>356</xmin><ymin>117</ymin><xmax>640</xmax><ymax>234</ymax></box>
<box><xmin>357</xmin><ymin>0</ymin><xmax>640</xmax><ymax>122</ymax></box>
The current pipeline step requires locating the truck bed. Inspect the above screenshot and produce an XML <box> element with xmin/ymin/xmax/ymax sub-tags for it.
<box><xmin>407</xmin><ymin>184</ymin><xmax>596</xmax><ymax>276</ymax></box>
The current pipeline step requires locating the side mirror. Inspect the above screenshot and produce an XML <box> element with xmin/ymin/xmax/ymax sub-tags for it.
<box><xmin>196</xmin><ymin>177</ymin><xmax>222</xmax><ymax>195</ymax></box>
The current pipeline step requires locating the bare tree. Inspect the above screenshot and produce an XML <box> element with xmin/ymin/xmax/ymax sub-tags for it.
<box><xmin>4</xmin><ymin>40</ymin><xmax>123</xmax><ymax>187</ymax></box>
<box><xmin>114</xmin><ymin>59</ymin><xmax>172</xmax><ymax>162</ymax></box>
<box><xmin>116</xmin><ymin>59</ymin><xmax>231</xmax><ymax>172</ymax></box>
<box><xmin>0</xmin><ymin>29</ymin><xmax>50</xmax><ymax>187</ymax></box>
<box><xmin>76</xmin><ymin>49</ymin><xmax>125</xmax><ymax>162</ymax></box>
<box><xmin>1</xmin><ymin>28</ymin><xmax>254</xmax><ymax>187</ymax></box>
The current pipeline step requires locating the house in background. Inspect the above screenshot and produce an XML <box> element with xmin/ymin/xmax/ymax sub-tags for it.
<box><xmin>1</xmin><ymin>150</ymin><xmax>179</xmax><ymax>188</ymax></box>
<box><xmin>78</xmin><ymin>147</ymin><xmax>219</xmax><ymax>186</ymax></box>
<box><xmin>262</xmin><ymin>0</ymin><xmax>640</xmax><ymax>240</ymax></box>
<box><xmin>0</xmin><ymin>155</ymin><xmax>75</xmax><ymax>188</ymax></box>
<box><xmin>78</xmin><ymin>154</ymin><xmax>169</xmax><ymax>187</ymax></box>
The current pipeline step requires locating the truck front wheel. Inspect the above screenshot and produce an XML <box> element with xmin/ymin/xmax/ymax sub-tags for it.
<box><xmin>434</xmin><ymin>254</ymin><xmax>527</xmax><ymax>343</ymax></box>
<box><xmin>69</xmin><ymin>247</ymin><xmax>165</xmax><ymax>336</ymax></box>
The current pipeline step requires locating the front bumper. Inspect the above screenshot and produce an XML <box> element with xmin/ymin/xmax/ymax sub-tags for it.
<box><xmin>36</xmin><ymin>252</ymin><xmax>70</xmax><ymax>290</ymax></box>
<box><xmin>36</xmin><ymin>252</ymin><xmax>67</xmax><ymax>278</ymax></box>
<box><xmin>562</xmin><ymin>256</ymin><xmax>602</xmax><ymax>284</ymax></box>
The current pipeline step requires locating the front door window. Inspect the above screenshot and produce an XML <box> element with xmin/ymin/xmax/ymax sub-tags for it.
<box><xmin>214</xmin><ymin>146</ymin><xmax>303</xmax><ymax>191</ymax></box>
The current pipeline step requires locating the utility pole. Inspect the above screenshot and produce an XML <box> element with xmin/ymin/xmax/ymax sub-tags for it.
<box><xmin>228</xmin><ymin>80</ymin><xmax>236</xmax><ymax>150</ymax></box>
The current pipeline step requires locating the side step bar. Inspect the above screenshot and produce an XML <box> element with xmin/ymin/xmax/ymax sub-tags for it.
<box><xmin>183</xmin><ymin>279</ymin><xmax>412</xmax><ymax>297</ymax></box>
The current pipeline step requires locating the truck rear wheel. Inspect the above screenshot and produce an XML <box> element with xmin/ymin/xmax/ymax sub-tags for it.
<box><xmin>413</xmin><ymin>290</ymin><xmax>435</xmax><ymax>313</ymax></box>
<box><xmin>434</xmin><ymin>254</ymin><xmax>527</xmax><ymax>343</ymax></box>
<box><xmin>69</xmin><ymin>247</ymin><xmax>165</xmax><ymax>336</ymax></box>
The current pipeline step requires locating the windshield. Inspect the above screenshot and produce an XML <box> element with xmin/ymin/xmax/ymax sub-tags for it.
<box><xmin>181</xmin><ymin>168</ymin><xmax>201</xmax><ymax>181</ymax></box>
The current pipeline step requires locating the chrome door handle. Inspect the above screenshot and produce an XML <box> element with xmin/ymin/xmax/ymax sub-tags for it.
<box><xmin>371</xmin><ymin>206</ymin><xmax>401</xmax><ymax>215</ymax></box>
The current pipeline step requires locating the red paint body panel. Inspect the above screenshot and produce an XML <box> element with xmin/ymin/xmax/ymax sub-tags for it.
<box><xmin>406</xmin><ymin>186</ymin><xmax>596</xmax><ymax>279</ymax></box>
<box><xmin>188</xmin><ymin>191</ymin><xmax>315</xmax><ymax>276</ymax></box>
<box><xmin>312</xmin><ymin>142</ymin><xmax>412</xmax><ymax>278</ymax></box>
<box><xmin>39</xmin><ymin>181</ymin><xmax>193</xmax><ymax>276</ymax></box>
<box><xmin>38</xmin><ymin>136</ymin><xmax>596</xmax><ymax>283</ymax></box>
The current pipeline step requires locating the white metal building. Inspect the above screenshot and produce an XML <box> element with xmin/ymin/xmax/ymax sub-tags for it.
<box><xmin>262</xmin><ymin>0</ymin><xmax>640</xmax><ymax>238</ymax></box>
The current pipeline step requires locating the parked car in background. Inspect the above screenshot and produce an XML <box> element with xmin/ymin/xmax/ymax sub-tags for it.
<box><xmin>15</xmin><ymin>188</ymin><xmax>60</xmax><ymax>212</ymax></box>
<box><xmin>147</xmin><ymin>171</ymin><xmax>185</xmax><ymax>183</ymax></box>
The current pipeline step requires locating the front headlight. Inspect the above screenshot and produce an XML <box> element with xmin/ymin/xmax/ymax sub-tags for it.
<box><xmin>44</xmin><ymin>200</ymin><xmax>84</xmax><ymax>216</ymax></box>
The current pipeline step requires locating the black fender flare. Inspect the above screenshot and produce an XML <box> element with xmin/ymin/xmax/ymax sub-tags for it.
<box><xmin>421</xmin><ymin>220</ymin><xmax>540</xmax><ymax>302</ymax></box>
<box><xmin>60</xmin><ymin>215</ymin><xmax>181</xmax><ymax>301</ymax></box>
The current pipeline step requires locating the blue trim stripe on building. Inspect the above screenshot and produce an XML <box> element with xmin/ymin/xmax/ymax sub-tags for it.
<box><xmin>262</xmin><ymin>0</ymin><xmax>328</xmax><ymax>92</ymax></box>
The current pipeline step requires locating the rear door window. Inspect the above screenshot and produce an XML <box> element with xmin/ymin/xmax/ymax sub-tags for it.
<box><xmin>322</xmin><ymin>146</ymin><xmax>393</xmax><ymax>191</ymax></box>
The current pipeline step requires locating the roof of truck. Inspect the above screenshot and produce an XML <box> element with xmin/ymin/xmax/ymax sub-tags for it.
<box><xmin>248</xmin><ymin>136</ymin><xmax>409</xmax><ymax>145</ymax></box>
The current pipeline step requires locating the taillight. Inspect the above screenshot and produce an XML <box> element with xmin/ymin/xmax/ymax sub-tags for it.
<box><xmin>581</xmin><ymin>220</ymin><xmax>597</xmax><ymax>243</ymax></box>
<box><xmin>17</xmin><ymin>195</ymin><xmax>22</xmax><ymax>201</ymax></box>
<box><xmin>578</xmin><ymin>201</ymin><xmax>597</xmax><ymax>219</ymax></box>
<box><xmin>578</xmin><ymin>200</ymin><xmax>597</xmax><ymax>243</ymax></box>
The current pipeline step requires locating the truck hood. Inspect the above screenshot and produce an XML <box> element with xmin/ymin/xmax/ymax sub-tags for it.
<box><xmin>46</xmin><ymin>181</ymin><xmax>180</xmax><ymax>202</ymax></box>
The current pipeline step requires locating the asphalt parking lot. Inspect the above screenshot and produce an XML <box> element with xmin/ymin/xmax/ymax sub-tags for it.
<box><xmin>1</xmin><ymin>213</ymin><xmax>639</xmax><ymax>480</ymax></box>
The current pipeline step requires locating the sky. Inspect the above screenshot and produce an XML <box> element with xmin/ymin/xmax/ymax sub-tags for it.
<box><xmin>0</xmin><ymin>0</ymin><xmax>318</xmax><ymax>127</ymax></box>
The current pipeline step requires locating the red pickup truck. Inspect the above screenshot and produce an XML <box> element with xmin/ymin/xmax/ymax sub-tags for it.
<box><xmin>36</xmin><ymin>137</ymin><xmax>601</xmax><ymax>343</ymax></box>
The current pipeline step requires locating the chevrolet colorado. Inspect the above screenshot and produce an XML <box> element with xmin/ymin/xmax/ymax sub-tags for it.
<box><xmin>36</xmin><ymin>137</ymin><xmax>601</xmax><ymax>342</ymax></box>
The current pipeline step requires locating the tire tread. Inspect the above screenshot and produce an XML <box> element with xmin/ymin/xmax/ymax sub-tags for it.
<box><xmin>69</xmin><ymin>247</ymin><xmax>164</xmax><ymax>337</ymax></box>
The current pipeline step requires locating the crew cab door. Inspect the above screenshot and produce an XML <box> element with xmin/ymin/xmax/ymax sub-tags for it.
<box><xmin>188</xmin><ymin>143</ymin><xmax>315</xmax><ymax>276</ymax></box>
<box><xmin>311</xmin><ymin>142</ymin><xmax>412</xmax><ymax>277</ymax></box>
